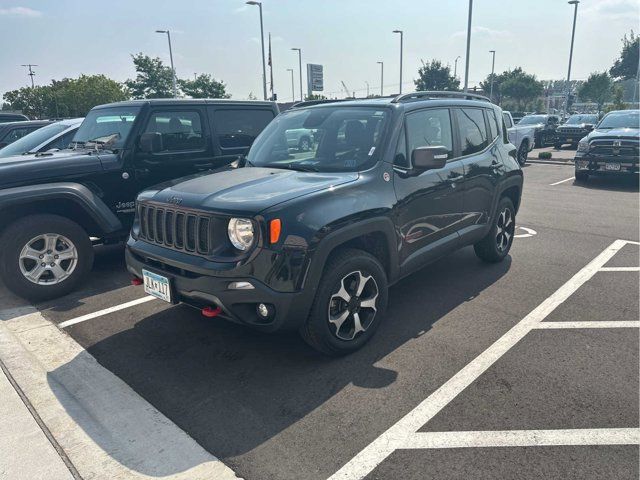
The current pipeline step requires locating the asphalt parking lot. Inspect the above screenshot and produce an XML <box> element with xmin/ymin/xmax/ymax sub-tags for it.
<box><xmin>1</xmin><ymin>160</ymin><xmax>638</xmax><ymax>480</ymax></box>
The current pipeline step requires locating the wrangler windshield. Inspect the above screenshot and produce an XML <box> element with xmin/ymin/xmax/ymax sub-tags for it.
<box><xmin>72</xmin><ymin>106</ymin><xmax>141</xmax><ymax>151</ymax></box>
<box><xmin>247</xmin><ymin>106</ymin><xmax>390</xmax><ymax>172</ymax></box>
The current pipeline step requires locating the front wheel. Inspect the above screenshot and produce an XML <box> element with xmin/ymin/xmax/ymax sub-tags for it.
<box><xmin>517</xmin><ymin>141</ymin><xmax>529</xmax><ymax>166</ymax></box>
<box><xmin>300</xmin><ymin>248</ymin><xmax>388</xmax><ymax>356</ymax></box>
<box><xmin>0</xmin><ymin>214</ymin><xmax>94</xmax><ymax>301</ymax></box>
<box><xmin>474</xmin><ymin>197</ymin><xmax>516</xmax><ymax>263</ymax></box>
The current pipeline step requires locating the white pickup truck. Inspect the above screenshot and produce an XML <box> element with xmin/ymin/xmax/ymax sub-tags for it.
<box><xmin>502</xmin><ymin>111</ymin><xmax>536</xmax><ymax>166</ymax></box>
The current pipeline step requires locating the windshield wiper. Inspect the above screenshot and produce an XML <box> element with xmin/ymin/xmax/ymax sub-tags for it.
<box><xmin>285</xmin><ymin>163</ymin><xmax>320</xmax><ymax>172</ymax></box>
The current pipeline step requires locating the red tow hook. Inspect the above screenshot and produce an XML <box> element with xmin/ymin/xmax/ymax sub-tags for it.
<box><xmin>202</xmin><ymin>306</ymin><xmax>222</xmax><ymax>318</ymax></box>
<box><xmin>131</xmin><ymin>277</ymin><xmax>143</xmax><ymax>286</ymax></box>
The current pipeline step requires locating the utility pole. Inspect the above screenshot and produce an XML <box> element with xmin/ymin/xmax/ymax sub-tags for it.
<box><xmin>463</xmin><ymin>0</ymin><xmax>473</xmax><ymax>92</ymax></box>
<box><xmin>489</xmin><ymin>50</ymin><xmax>496</xmax><ymax>102</ymax></box>
<box><xmin>21</xmin><ymin>64</ymin><xmax>37</xmax><ymax>88</ymax></box>
<box><xmin>393</xmin><ymin>30</ymin><xmax>403</xmax><ymax>94</ymax></box>
<box><xmin>291</xmin><ymin>48</ymin><xmax>303</xmax><ymax>101</ymax></box>
<box><xmin>155</xmin><ymin>30</ymin><xmax>178</xmax><ymax>97</ymax></box>
<box><xmin>287</xmin><ymin>68</ymin><xmax>295</xmax><ymax>101</ymax></box>
<box><xmin>564</xmin><ymin>0</ymin><xmax>579</xmax><ymax>117</ymax></box>
<box><xmin>365</xmin><ymin>81</ymin><xmax>370</xmax><ymax>97</ymax></box>
<box><xmin>454</xmin><ymin>56</ymin><xmax>461</xmax><ymax>78</ymax></box>
<box><xmin>377</xmin><ymin>61</ymin><xmax>384</xmax><ymax>96</ymax></box>
<box><xmin>246</xmin><ymin>1</ymin><xmax>267</xmax><ymax>100</ymax></box>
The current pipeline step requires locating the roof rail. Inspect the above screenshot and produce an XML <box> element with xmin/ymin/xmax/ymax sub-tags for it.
<box><xmin>391</xmin><ymin>91</ymin><xmax>491</xmax><ymax>103</ymax></box>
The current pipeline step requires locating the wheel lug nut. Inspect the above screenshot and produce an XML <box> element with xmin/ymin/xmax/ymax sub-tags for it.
<box><xmin>50</xmin><ymin>262</ymin><xmax>55</xmax><ymax>267</ymax></box>
<box><xmin>54</xmin><ymin>255</ymin><xmax>59</xmax><ymax>259</ymax></box>
<box><xmin>39</xmin><ymin>254</ymin><xmax>44</xmax><ymax>259</ymax></box>
<box><xmin>41</xmin><ymin>262</ymin><xmax>45</xmax><ymax>267</ymax></box>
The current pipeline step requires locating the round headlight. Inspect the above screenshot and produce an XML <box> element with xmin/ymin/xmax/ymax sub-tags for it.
<box><xmin>228</xmin><ymin>218</ymin><xmax>254</xmax><ymax>251</ymax></box>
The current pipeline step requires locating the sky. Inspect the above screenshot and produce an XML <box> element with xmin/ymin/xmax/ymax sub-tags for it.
<box><xmin>0</xmin><ymin>0</ymin><xmax>638</xmax><ymax>103</ymax></box>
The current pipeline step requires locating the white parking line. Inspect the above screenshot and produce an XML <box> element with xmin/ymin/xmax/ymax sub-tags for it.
<box><xmin>404</xmin><ymin>428</ymin><xmax>640</xmax><ymax>449</ymax></box>
<box><xmin>550</xmin><ymin>176</ymin><xmax>575</xmax><ymax>186</ymax></box>
<box><xmin>58</xmin><ymin>296</ymin><xmax>155</xmax><ymax>329</ymax></box>
<box><xmin>599</xmin><ymin>266</ymin><xmax>640</xmax><ymax>272</ymax></box>
<box><xmin>535</xmin><ymin>321</ymin><xmax>640</xmax><ymax>329</ymax></box>
<box><xmin>329</xmin><ymin>239</ymin><xmax>634</xmax><ymax>480</ymax></box>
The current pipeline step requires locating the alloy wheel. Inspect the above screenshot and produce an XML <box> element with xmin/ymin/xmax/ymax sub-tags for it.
<box><xmin>495</xmin><ymin>208</ymin><xmax>514</xmax><ymax>252</ymax></box>
<box><xmin>18</xmin><ymin>233</ymin><xmax>78</xmax><ymax>285</ymax></box>
<box><xmin>328</xmin><ymin>270</ymin><xmax>379</xmax><ymax>341</ymax></box>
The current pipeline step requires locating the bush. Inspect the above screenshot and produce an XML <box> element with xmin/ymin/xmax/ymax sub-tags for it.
<box><xmin>538</xmin><ymin>151</ymin><xmax>552</xmax><ymax>159</ymax></box>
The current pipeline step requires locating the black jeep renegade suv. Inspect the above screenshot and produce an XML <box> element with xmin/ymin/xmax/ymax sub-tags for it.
<box><xmin>126</xmin><ymin>92</ymin><xmax>523</xmax><ymax>355</ymax></box>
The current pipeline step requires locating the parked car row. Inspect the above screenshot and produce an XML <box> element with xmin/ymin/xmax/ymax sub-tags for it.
<box><xmin>0</xmin><ymin>92</ymin><xmax>524</xmax><ymax>355</ymax></box>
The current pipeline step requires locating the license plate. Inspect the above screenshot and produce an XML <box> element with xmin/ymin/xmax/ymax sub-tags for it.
<box><xmin>142</xmin><ymin>269</ymin><xmax>171</xmax><ymax>303</ymax></box>
<box><xmin>605</xmin><ymin>163</ymin><xmax>621</xmax><ymax>171</ymax></box>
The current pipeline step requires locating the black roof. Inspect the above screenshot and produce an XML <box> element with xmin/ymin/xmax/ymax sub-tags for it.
<box><xmin>0</xmin><ymin>120</ymin><xmax>52</xmax><ymax>131</ymax></box>
<box><xmin>94</xmin><ymin>98</ymin><xmax>277</xmax><ymax>109</ymax></box>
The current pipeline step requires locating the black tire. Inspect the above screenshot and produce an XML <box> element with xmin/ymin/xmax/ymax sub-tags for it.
<box><xmin>517</xmin><ymin>141</ymin><xmax>528</xmax><ymax>166</ymax></box>
<box><xmin>575</xmin><ymin>170</ymin><xmax>589</xmax><ymax>182</ymax></box>
<box><xmin>298</xmin><ymin>136</ymin><xmax>311</xmax><ymax>152</ymax></box>
<box><xmin>554</xmin><ymin>142</ymin><xmax>562</xmax><ymax>150</ymax></box>
<box><xmin>300</xmin><ymin>248</ymin><xmax>388</xmax><ymax>356</ymax></box>
<box><xmin>534</xmin><ymin>134</ymin><xmax>542</xmax><ymax>149</ymax></box>
<box><xmin>474</xmin><ymin>197</ymin><xmax>516</xmax><ymax>263</ymax></box>
<box><xmin>0</xmin><ymin>214</ymin><xmax>94</xmax><ymax>302</ymax></box>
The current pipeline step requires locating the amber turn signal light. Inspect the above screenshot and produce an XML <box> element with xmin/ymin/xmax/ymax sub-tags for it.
<box><xmin>269</xmin><ymin>219</ymin><xmax>282</xmax><ymax>244</ymax></box>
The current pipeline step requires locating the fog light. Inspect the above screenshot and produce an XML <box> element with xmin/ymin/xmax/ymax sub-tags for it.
<box><xmin>257</xmin><ymin>303</ymin><xmax>269</xmax><ymax>318</ymax></box>
<box><xmin>577</xmin><ymin>160</ymin><xmax>589</xmax><ymax>169</ymax></box>
<box><xmin>228</xmin><ymin>281</ymin><xmax>254</xmax><ymax>290</ymax></box>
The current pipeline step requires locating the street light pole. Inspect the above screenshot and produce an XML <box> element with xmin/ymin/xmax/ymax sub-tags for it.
<box><xmin>564</xmin><ymin>0</ymin><xmax>579</xmax><ymax>116</ymax></box>
<box><xmin>454</xmin><ymin>56</ymin><xmax>461</xmax><ymax>79</ymax></box>
<box><xmin>463</xmin><ymin>0</ymin><xmax>473</xmax><ymax>92</ymax></box>
<box><xmin>246</xmin><ymin>1</ymin><xmax>267</xmax><ymax>101</ymax></box>
<box><xmin>156</xmin><ymin>30</ymin><xmax>178</xmax><ymax>97</ymax></box>
<box><xmin>287</xmin><ymin>68</ymin><xmax>295</xmax><ymax>101</ymax></box>
<box><xmin>393</xmin><ymin>30</ymin><xmax>403</xmax><ymax>94</ymax></box>
<box><xmin>291</xmin><ymin>48</ymin><xmax>303</xmax><ymax>101</ymax></box>
<box><xmin>489</xmin><ymin>50</ymin><xmax>496</xmax><ymax>102</ymax></box>
<box><xmin>365</xmin><ymin>81</ymin><xmax>370</xmax><ymax>97</ymax></box>
<box><xmin>377</xmin><ymin>61</ymin><xmax>384</xmax><ymax>96</ymax></box>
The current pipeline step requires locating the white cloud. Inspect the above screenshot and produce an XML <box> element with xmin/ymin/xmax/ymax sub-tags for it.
<box><xmin>451</xmin><ymin>26</ymin><xmax>511</xmax><ymax>40</ymax></box>
<box><xmin>0</xmin><ymin>6</ymin><xmax>42</xmax><ymax>17</ymax></box>
<box><xmin>583</xmin><ymin>0</ymin><xmax>639</xmax><ymax>21</ymax></box>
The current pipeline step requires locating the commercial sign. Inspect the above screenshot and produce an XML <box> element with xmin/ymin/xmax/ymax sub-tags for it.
<box><xmin>306</xmin><ymin>64</ymin><xmax>324</xmax><ymax>94</ymax></box>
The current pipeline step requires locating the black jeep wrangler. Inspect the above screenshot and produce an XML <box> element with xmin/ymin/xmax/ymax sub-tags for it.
<box><xmin>126</xmin><ymin>92</ymin><xmax>523</xmax><ymax>355</ymax></box>
<box><xmin>0</xmin><ymin>99</ymin><xmax>278</xmax><ymax>300</ymax></box>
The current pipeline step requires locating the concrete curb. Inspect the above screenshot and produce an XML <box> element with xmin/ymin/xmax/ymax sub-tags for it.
<box><xmin>527</xmin><ymin>159</ymin><xmax>574</xmax><ymax>166</ymax></box>
<box><xmin>0</xmin><ymin>308</ymin><xmax>242</xmax><ymax>480</ymax></box>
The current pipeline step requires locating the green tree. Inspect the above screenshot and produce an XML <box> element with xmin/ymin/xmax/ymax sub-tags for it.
<box><xmin>414</xmin><ymin>60</ymin><xmax>460</xmax><ymax>91</ymax></box>
<box><xmin>578</xmin><ymin>72</ymin><xmax>613</xmax><ymax>113</ymax></box>
<box><xmin>605</xmin><ymin>84</ymin><xmax>626</xmax><ymax>112</ymax></box>
<box><xmin>178</xmin><ymin>74</ymin><xmax>229</xmax><ymax>99</ymax></box>
<box><xmin>3</xmin><ymin>86</ymin><xmax>50</xmax><ymax>118</ymax></box>
<box><xmin>126</xmin><ymin>53</ymin><xmax>175</xmax><ymax>99</ymax></box>
<box><xmin>304</xmin><ymin>94</ymin><xmax>327</xmax><ymax>101</ymax></box>
<box><xmin>610</xmin><ymin>31</ymin><xmax>639</xmax><ymax>80</ymax></box>
<box><xmin>498</xmin><ymin>69</ymin><xmax>544</xmax><ymax>110</ymax></box>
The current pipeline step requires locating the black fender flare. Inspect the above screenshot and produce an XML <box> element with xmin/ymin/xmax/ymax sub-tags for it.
<box><xmin>0</xmin><ymin>182</ymin><xmax>122</xmax><ymax>234</ymax></box>
<box><xmin>303</xmin><ymin>216</ymin><xmax>399</xmax><ymax>291</ymax></box>
<box><xmin>490</xmin><ymin>174</ymin><xmax>523</xmax><ymax>220</ymax></box>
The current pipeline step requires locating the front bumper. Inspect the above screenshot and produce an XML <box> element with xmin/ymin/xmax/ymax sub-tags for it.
<box><xmin>556</xmin><ymin>131</ymin><xmax>587</xmax><ymax>144</ymax></box>
<box><xmin>125</xmin><ymin>238</ymin><xmax>315</xmax><ymax>332</ymax></box>
<box><xmin>575</xmin><ymin>154</ymin><xmax>639</xmax><ymax>175</ymax></box>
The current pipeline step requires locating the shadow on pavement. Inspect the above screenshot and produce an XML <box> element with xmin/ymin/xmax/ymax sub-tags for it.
<box><xmin>49</xmin><ymin>247</ymin><xmax>511</xmax><ymax>466</ymax></box>
<box><xmin>573</xmin><ymin>175</ymin><xmax>639</xmax><ymax>193</ymax></box>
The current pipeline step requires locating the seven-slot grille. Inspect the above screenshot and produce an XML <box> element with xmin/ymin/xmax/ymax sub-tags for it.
<box><xmin>557</xmin><ymin>127</ymin><xmax>586</xmax><ymax>135</ymax></box>
<box><xmin>589</xmin><ymin>138</ymin><xmax>639</xmax><ymax>157</ymax></box>
<box><xmin>138</xmin><ymin>203</ymin><xmax>211</xmax><ymax>255</ymax></box>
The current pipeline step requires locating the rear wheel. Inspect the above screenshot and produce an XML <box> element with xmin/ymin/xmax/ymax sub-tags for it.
<box><xmin>300</xmin><ymin>248</ymin><xmax>388</xmax><ymax>356</ymax></box>
<box><xmin>517</xmin><ymin>141</ymin><xmax>529</xmax><ymax>166</ymax></box>
<box><xmin>474</xmin><ymin>197</ymin><xmax>516</xmax><ymax>263</ymax></box>
<box><xmin>0</xmin><ymin>214</ymin><xmax>94</xmax><ymax>301</ymax></box>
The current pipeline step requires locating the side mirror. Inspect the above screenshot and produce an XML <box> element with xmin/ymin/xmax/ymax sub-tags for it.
<box><xmin>412</xmin><ymin>146</ymin><xmax>449</xmax><ymax>171</ymax></box>
<box><xmin>139</xmin><ymin>132</ymin><xmax>163</xmax><ymax>153</ymax></box>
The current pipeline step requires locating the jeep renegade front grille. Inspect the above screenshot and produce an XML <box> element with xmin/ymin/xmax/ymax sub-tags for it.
<box><xmin>138</xmin><ymin>203</ymin><xmax>212</xmax><ymax>255</ymax></box>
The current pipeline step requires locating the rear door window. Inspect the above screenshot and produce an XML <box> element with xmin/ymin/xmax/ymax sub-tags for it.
<box><xmin>144</xmin><ymin>110</ymin><xmax>205</xmax><ymax>152</ymax></box>
<box><xmin>455</xmin><ymin>108</ymin><xmax>488</xmax><ymax>156</ymax></box>
<box><xmin>487</xmin><ymin>109</ymin><xmax>499</xmax><ymax>141</ymax></box>
<box><xmin>213</xmin><ymin>109</ymin><xmax>275</xmax><ymax>149</ymax></box>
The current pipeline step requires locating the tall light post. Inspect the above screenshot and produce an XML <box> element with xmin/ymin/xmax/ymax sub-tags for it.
<box><xmin>21</xmin><ymin>64</ymin><xmax>37</xmax><ymax>88</ymax></box>
<box><xmin>453</xmin><ymin>56</ymin><xmax>461</xmax><ymax>79</ymax></box>
<box><xmin>392</xmin><ymin>30</ymin><xmax>403</xmax><ymax>94</ymax></box>
<box><xmin>564</xmin><ymin>0</ymin><xmax>579</xmax><ymax>116</ymax></box>
<box><xmin>377</xmin><ymin>61</ymin><xmax>384</xmax><ymax>96</ymax></box>
<box><xmin>365</xmin><ymin>81</ymin><xmax>370</xmax><ymax>98</ymax></box>
<box><xmin>246</xmin><ymin>1</ymin><xmax>267</xmax><ymax>101</ymax></box>
<box><xmin>463</xmin><ymin>0</ymin><xmax>473</xmax><ymax>92</ymax></box>
<box><xmin>287</xmin><ymin>68</ymin><xmax>295</xmax><ymax>101</ymax></box>
<box><xmin>155</xmin><ymin>30</ymin><xmax>178</xmax><ymax>98</ymax></box>
<box><xmin>489</xmin><ymin>50</ymin><xmax>496</xmax><ymax>102</ymax></box>
<box><xmin>291</xmin><ymin>47</ymin><xmax>303</xmax><ymax>101</ymax></box>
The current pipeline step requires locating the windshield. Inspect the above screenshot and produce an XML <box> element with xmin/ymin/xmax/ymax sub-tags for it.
<box><xmin>565</xmin><ymin>114</ymin><xmax>598</xmax><ymax>125</ymax></box>
<box><xmin>518</xmin><ymin>115</ymin><xmax>546</xmax><ymax>125</ymax></box>
<box><xmin>597</xmin><ymin>111</ymin><xmax>639</xmax><ymax>129</ymax></box>
<box><xmin>72</xmin><ymin>106</ymin><xmax>141</xmax><ymax>150</ymax></box>
<box><xmin>247</xmin><ymin>106</ymin><xmax>390</xmax><ymax>173</ymax></box>
<box><xmin>0</xmin><ymin>122</ymin><xmax>67</xmax><ymax>158</ymax></box>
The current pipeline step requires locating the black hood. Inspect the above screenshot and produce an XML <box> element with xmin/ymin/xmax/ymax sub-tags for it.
<box><xmin>0</xmin><ymin>149</ymin><xmax>107</xmax><ymax>188</ymax></box>
<box><xmin>139</xmin><ymin>166</ymin><xmax>358</xmax><ymax>216</ymax></box>
<box><xmin>587</xmin><ymin>127</ymin><xmax>640</xmax><ymax>141</ymax></box>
